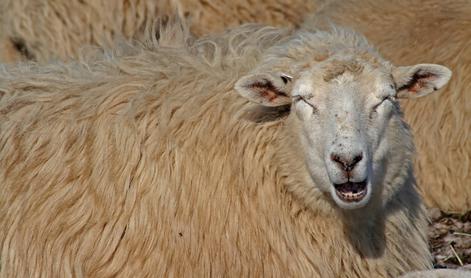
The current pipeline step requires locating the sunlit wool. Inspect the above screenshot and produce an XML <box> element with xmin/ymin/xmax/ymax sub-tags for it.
<box><xmin>0</xmin><ymin>22</ymin><xmax>435</xmax><ymax>277</ymax></box>
<box><xmin>0</xmin><ymin>0</ymin><xmax>321</xmax><ymax>63</ymax></box>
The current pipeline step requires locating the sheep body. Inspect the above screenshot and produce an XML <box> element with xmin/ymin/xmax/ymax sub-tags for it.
<box><xmin>0</xmin><ymin>0</ymin><xmax>320</xmax><ymax>62</ymax></box>
<box><xmin>1</xmin><ymin>0</ymin><xmax>468</xmax><ymax>213</ymax></box>
<box><xmin>0</xmin><ymin>23</ymin><xmax>430</xmax><ymax>277</ymax></box>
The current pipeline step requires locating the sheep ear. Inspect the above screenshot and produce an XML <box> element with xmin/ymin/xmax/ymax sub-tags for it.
<box><xmin>392</xmin><ymin>64</ymin><xmax>452</xmax><ymax>99</ymax></box>
<box><xmin>235</xmin><ymin>72</ymin><xmax>293</xmax><ymax>107</ymax></box>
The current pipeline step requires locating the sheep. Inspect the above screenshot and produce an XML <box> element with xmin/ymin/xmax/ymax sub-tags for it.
<box><xmin>0</xmin><ymin>0</ymin><xmax>321</xmax><ymax>63</ymax></box>
<box><xmin>1</xmin><ymin>0</ymin><xmax>467</xmax><ymax>214</ymax></box>
<box><xmin>303</xmin><ymin>0</ymin><xmax>471</xmax><ymax>213</ymax></box>
<box><xmin>0</xmin><ymin>22</ymin><xmax>451</xmax><ymax>277</ymax></box>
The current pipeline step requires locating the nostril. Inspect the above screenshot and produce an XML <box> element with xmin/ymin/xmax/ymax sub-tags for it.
<box><xmin>330</xmin><ymin>152</ymin><xmax>363</xmax><ymax>172</ymax></box>
<box><xmin>330</xmin><ymin>153</ymin><xmax>348</xmax><ymax>170</ymax></box>
<box><xmin>346</xmin><ymin>153</ymin><xmax>363</xmax><ymax>171</ymax></box>
<box><xmin>330</xmin><ymin>154</ymin><xmax>343</xmax><ymax>166</ymax></box>
<box><xmin>352</xmin><ymin>153</ymin><xmax>363</xmax><ymax>166</ymax></box>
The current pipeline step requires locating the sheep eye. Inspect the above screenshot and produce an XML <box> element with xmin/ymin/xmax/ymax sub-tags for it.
<box><xmin>382</xmin><ymin>95</ymin><xmax>397</xmax><ymax>104</ymax></box>
<box><xmin>292</xmin><ymin>95</ymin><xmax>309</xmax><ymax>104</ymax></box>
<box><xmin>380</xmin><ymin>95</ymin><xmax>393</xmax><ymax>105</ymax></box>
<box><xmin>372</xmin><ymin>95</ymin><xmax>395</xmax><ymax>115</ymax></box>
<box><xmin>293</xmin><ymin>94</ymin><xmax>318</xmax><ymax>113</ymax></box>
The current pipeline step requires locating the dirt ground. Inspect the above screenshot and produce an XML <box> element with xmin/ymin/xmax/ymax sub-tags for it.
<box><xmin>428</xmin><ymin>208</ymin><xmax>471</xmax><ymax>271</ymax></box>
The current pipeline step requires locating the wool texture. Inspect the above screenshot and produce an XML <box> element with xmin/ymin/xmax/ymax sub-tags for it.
<box><xmin>0</xmin><ymin>23</ymin><xmax>431</xmax><ymax>277</ymax></box>
<box><xmin>0</xmin><ymin>0</ymin><xmax>467</xmax><ymax>214</ymax></box>
<box><xmin>0</xmin><ymin>0</ymin><xmax>321</xmax><ymax>63</ymax></box>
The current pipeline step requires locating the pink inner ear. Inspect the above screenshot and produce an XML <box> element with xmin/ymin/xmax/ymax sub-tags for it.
<box><xmin>410</xmin><ymin>80</ymin><xmax>426</xmax><ymax>93</ymax></box>
<box><xmin>401</xmin><ymin>72</ymin><xmax>437</xmax><ymax>93</ymax></box>
<box><xmin>261</xmin><ymin>90</ymin><xmax>279</xmax><ymax>102</ymax></box>
<box><xmin>249</xmin><ymin>79</ymin><xmax>287</xmax><ymax>103</ymax></box>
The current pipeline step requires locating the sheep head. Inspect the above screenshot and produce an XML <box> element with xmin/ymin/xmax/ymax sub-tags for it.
<box><xmin>235</xmin><ymin>30</ymin><xmax>451</xmax><ymax>210</ymax></box>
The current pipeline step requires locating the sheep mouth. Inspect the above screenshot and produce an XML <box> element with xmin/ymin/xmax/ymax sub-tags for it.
<box><xmin>334</xmin><ymin>180</ymin><xmax>367</xmax><ymax>202</ymax></box>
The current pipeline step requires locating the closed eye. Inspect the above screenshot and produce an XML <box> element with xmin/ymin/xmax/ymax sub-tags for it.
<box><xmin>292</xmin><ymin>94</ymin><xmax>318</xmax><ymax>113</ymax></box>
<box><xmin>373</xmin><ymin>95</ymin><xmax>394</xmax><ymax>110</ymax></box>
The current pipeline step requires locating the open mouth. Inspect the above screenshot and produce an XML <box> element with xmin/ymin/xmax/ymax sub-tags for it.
<box><xmin>333</xmin><ymin>180</ymin><xmax>367</xmax><ymax>203</ymax></box>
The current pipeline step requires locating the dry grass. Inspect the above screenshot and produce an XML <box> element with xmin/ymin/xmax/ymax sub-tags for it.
<box><xmin>428</xmin><ymin>209</ymin><xmax>471</xmax><ymax>270</ymax></box>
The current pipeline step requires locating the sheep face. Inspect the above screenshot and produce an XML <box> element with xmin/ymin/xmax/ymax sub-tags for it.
<box><xmin>236</xmin><ymin>56</ymin><xmax>451</xmax><ymax>210</ymax></box>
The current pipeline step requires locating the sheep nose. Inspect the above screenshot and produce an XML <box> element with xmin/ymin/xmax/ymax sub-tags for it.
<box><xmin>330</xmin><ymin>152</ymin><xmax>363</xmax><ymax>172</ymax></box>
